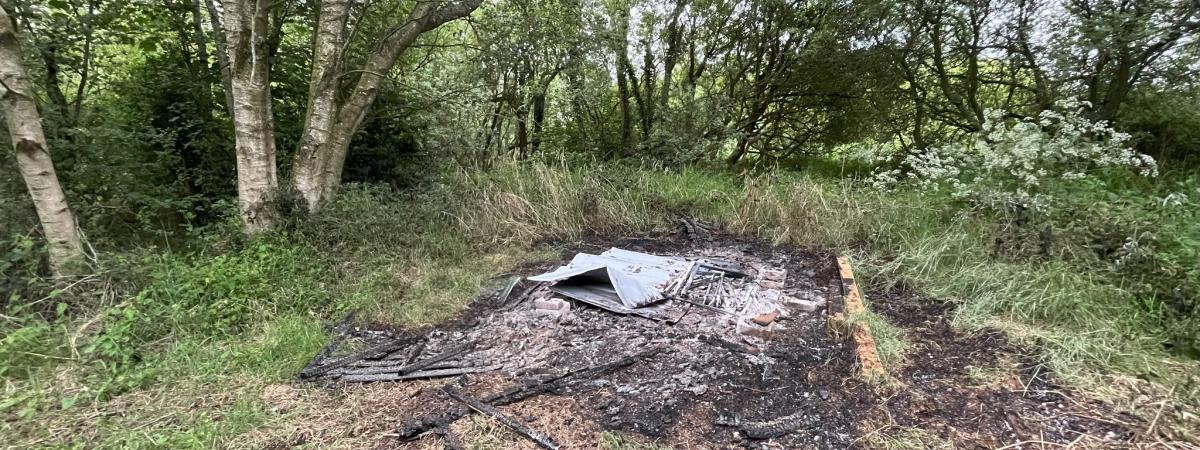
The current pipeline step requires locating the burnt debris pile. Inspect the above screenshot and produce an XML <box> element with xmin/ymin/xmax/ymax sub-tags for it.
<box><xmin>300</xmin><ymin>240</ymin><xmax>860</xmax><ymax>447</ymax></box>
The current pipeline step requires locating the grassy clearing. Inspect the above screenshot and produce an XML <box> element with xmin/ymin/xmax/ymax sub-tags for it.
<box><xmin>3</xmin><ymin>161</ymin><xmax>1197</xmax><ymax>448</ymax></box>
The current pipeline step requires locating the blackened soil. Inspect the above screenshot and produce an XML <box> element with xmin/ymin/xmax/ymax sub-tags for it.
<box><xmin>311</xmin><ymin>228</ymin><xmax>1146</xmax><ymax>449</ymax></box>
<box><xmin>863</xmin><ymin>282</ymin><xmax>1143</xmax><ymax>448</ymax></box>
<box><xmin>537</xmin><ymin>230</ymin><xmax>863</xmax><ymax>448</ymax></box>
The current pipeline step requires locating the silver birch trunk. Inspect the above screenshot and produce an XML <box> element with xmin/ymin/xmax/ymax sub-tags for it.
<box><xmin>290</xmin><ymin>0</ymin><xmax>350</xmax><ymax>211</ymax></box>
<box><xmin>221</xmin><ymin>0</ymin><xmax>278</xmax><ymax>233</ymax></box>
<box><xmin>290</xmin><ymin>0</ymin><xmax>482</xmax><ymax>210</ymax></box>
<box><xmin>0</xmin><ymin>6</ymin><xmax>85</xmax><ymax>277</ymax></box>
<box><xmin>205</xmin><ymin>0</ymin><xmax>236</xmax><ymax>114</ymax></box>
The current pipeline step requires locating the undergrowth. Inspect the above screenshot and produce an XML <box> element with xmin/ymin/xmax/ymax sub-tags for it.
<box><xmin>2</xmin><ymin>160</ymin><xmax>1197</xmax><ymax>448</ymax></box>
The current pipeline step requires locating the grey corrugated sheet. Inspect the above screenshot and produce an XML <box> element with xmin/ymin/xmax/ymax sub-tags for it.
<box><xmin>528</xmin><ymin>248</ymin><xmax>689</xmax><ymax>308</ymax></box>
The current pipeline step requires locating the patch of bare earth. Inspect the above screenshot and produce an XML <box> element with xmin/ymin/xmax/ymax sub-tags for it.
<box><xmin>252</xmin><ymin>232</ymin><xmax>1174</xmax><ymax>449</ymax></box>
<box><xmin>858</xmin><ymin>283</ymin><xmax>1161</xmax><ymax>449</ymax></box>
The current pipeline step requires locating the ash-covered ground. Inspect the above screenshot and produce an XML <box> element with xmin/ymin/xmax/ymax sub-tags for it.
<box><xmin>293</xmin><ymin>232</ymin><xmax>1144</xmax><ymax>449</ymax></box>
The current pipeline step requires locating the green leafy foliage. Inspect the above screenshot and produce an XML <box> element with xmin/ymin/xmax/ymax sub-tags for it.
<box><xmin>3</xmin><ymin>0</ymin><xmax>1200</xmax><ymax>446</ymax></box>
<box><xmin>83</xmin><ymin>237</ymin><xmax>329</xmax><ymax>395</ymax></box>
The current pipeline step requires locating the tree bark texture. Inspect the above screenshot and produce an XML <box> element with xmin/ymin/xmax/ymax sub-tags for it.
<box><xmin>290</xmin><ymin>0</ymin><xmax>350</xmax><ymax>211</ymax></box>
<box><xmin>220</xmin><ymin>0</ymin><xmax>279</xmax><ymax>233</ymax></box>
<box><xmin>0</xmin><ymin>6</ymin><xmax>85</xmax><ymax>277</ymax></box>
<box><xmin>290</xmin><ymin>0</ymin><xmax>482</xmax><ymax>211</ymax></box>
<box><xmin>206</xmin><ymin>0</ymin><xmax>236</xmax><ymax>114</ymax></box>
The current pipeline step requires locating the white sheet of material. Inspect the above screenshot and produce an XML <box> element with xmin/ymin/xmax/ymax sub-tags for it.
<box><xmin>528</xmin><ymin>248</ymin><xmax>690</xmax><ymax>308</ymax></box>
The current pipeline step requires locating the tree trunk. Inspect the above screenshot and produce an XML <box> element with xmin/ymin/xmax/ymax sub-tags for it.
<box><xmin>205</xmin><ymin>0</ymin><xmax>235</xmax><ymax>114</ymax></box>
<box><xmin>514</xmin><ymin>106</ymin><xmax>528</xmax><ymax>158</ymax></box>
<box><xmin>615</xmin><ymin>60</ymin><xmax>633</xmax><ymax>157</ymax></box>
<box><xmin>290</xmin><ymin>0</ymin><xmax>350</xmax><ymax>211</ymax></box>
<box><xmin>0</xmin><ymin>6</ymin><xmax>85</xmax><ymax>277</ymax></box>
<box><xmin>40</xmin><ymin>44</ymin><xmax>72</xmax><ymax>128</ymax></box>
<box><xmin>530</xmin><ymin>92</ymin><xmax>546</xmax><ymax>155</ymax></box>
<box><xmin>528</xmin><ymin>68</ymin><xmax>558</xmax><ymax>156</ymax></box>
<box><xmin>1097</xmin><ymin>56</ymin><xmax>1135</xmax><ymax>123</ymax></box>
<box><xmin>511</xmin><ymin>61</ymin><xmax>532</xmax><ymax>158</ymax></box>
<box><xmin>612</xmin><ymin>4</ymin><xmax>634</xmax><ymax>158</ymax></box>
<box><xmin>290</xmin><ymin>0</ymin><xmax>482</xmax><ymax>209</ymax></box>
<box><xmin>188</xmin><ymin>0</ymin><xmax>215</xmax><ymax>121</ymax></box>
<box><xmin>638</xmin><ymin>41</ymin><xmax>655</xmax><ymax>139</ymax></box>
<box><xmin>727</xmin><ymin>133</ymin><xmax>751</xmax><ymax>166</ymax></box>
<box><xmin>221</xmin><ymin>0</ymin><xmax>279</xmax><ymax>233</ymax></box>
<box><xmin>657</xmin><ymin>0</ymin><xmax>686</xmax><ymax>118</ymax></box>
<box><xmin>484</xmin><ymin>95</ymin><xmax>504</xmax><ymax>156</ymax></box>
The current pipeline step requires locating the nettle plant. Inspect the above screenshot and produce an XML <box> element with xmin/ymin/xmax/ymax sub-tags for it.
<box><xmin>875</xmin><ymin>101</ymin><xmax>1159</xmax><ymax>211</ymax></box>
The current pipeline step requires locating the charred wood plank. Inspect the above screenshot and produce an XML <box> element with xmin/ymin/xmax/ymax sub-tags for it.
<box><xmin>715</xmin><ymin>411</ymin><xmax>812</xmax><ymax>440</ymax></box>
<box><xmin>397</xmin><ymin>347</ymin><xmax>662</xmax><ymax>440</ymax></box>
<box><xmin>384</xmin><ymin>340</ymin><xmax>427</xmax><ymax>361</ymax></box>
<box><xmin>343</xmin><ymin>366</ymin><xmax>497</xmax><ymax>383</ymax></box>
<box><xmin>443</xmin><ymin>386</ymin><xmax>560</xmax><ymax>449</ymax></box>
<box><xmin>675</xmin><ymin>297</ymin><xmax>736</xmax><ymax>315</ymax></box>
<box><xmin>299</xmin><ymin>337</ymin><xmax>416</xmax><ymax>380</ymax></box>
<box><xmin>341</xmin><ymin>345</ymin><xmax>470</xmax><ymax>376</ymax></box>
<box><xmin>299</xmin><ymin>311</ymin><xmax>358</xmax><ymax>377</ymax></box>
<box><xmin>343</xmin><ymin>359</ymin><xmax>462</xmax><ymax>372</ymax></box>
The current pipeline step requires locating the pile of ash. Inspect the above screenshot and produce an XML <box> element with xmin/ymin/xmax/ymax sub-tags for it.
<box><xmin>300</xmin><ymin>241</ymin><xmax>862</xmax><ymax>447</ymax></box>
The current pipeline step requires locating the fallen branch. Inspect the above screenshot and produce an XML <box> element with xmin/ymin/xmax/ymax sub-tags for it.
<box><xmin>434</xmin><ymin>425</ymin><xmax>465</xmax><ymax>450</ymax></box>
<box><xmin>444</xmin><ymin>386</ymin><xmax>560</xmax><ymax>449</ymax></box>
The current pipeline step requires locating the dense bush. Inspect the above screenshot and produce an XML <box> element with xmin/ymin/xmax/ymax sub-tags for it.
<box><xmin>868</xmin><ymin>104</ymin><xmax>1198</xmax><ymax>356</ymax></box>
<box><xmin>875</xmin><ymin>102</ymin><xmax>1158</xmax><ymax>211</ymax></box>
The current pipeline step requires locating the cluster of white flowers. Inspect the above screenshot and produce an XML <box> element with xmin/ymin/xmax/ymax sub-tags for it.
<box><xmin>875</xmin><ymin>100</ymin><xmax>1159</xmax><ymax>210</ymax></box>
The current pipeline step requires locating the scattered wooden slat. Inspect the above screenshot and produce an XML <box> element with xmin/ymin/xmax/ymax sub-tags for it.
<box><xmin>396</xmin><ymin>347</ymin><xmax>663</xmax><ymax>440</ymax></box>
<box><xmin>831</xmin><ymin>256</ymin><xmax>884</xmax><ymax>378</ymax></box>
<box><xmin>298</xmin><ymin>311</ymin><xmax>358</xmax><ymax>377</ymax></box>
<box><xmin>443</xmin><ymin>386</ymin><xmax>560</xmax><ymax>449</ymax></box>
<box><xmin>343</xmin><ymin>366</ymin><xmax>496</xmax><ymax>383</ymax></box>
<box><xmin>300</xmin><ymin>337</ymin><xmax>417</xmax><ymax>380</ymax></box>
<box><xmin>340</xmin><ymin>345</ymin><xmax>469</xmax><ymax>377</ymax></box>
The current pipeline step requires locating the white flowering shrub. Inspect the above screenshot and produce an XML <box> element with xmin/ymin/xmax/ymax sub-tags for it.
<box><xmin>876</xmin><ymin>101</ymin><xmax>1159</xmax><ymax>211</ymax></box>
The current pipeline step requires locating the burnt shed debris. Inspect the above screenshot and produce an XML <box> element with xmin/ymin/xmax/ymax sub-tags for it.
<box><xmin>529</xmin><ymin>248</ymin><xmax>689</xmax><ymax>309</ymax></box>
<box><xmin>301</xmin><ymin>242</ymin><xmax>851</xmax><ymax>446</ymax></box>
<box><xmin>527</xmin><ymin>248</ymin><xmax>756</xmax><ymax>319</ymax></box>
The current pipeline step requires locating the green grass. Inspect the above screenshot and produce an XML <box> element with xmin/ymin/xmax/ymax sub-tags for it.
<box><xmin>850</xmin><ymin>308</ymin><xmax>910</xmax><ymax>384</ymax></box>
<box><xmin>2</xmin><ymin>160</ymin><xmax>1197</xmax><ymax>448</ymax></box>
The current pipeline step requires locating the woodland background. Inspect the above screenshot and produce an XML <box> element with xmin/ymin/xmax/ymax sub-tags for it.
<box><xmin>1</xmin><ymin>0</ymin><xmax>1199</xmax><ymax>447</ymax></box>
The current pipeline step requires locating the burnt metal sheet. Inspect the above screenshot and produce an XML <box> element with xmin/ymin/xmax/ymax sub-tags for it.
<box><xmin>528</xmin><ymin>248</ymin><xmax>690</xmax><ymax>308</ymax></box>
<box><xmin>548</xmin><ymin>285</ymin><xmax>679</xmax><ymax>319</ymax></box>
